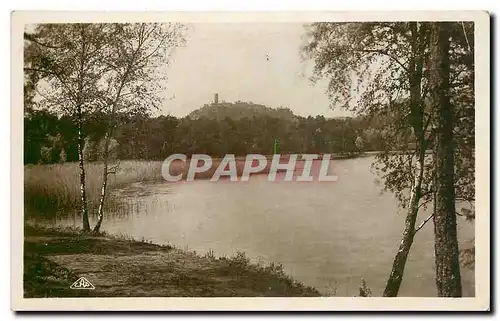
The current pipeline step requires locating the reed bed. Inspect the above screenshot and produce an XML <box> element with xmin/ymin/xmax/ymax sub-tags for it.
<box><xmin>24</xmin><ymin>160</ymin><xmax>164</xmax><ymax>220</ymax></box>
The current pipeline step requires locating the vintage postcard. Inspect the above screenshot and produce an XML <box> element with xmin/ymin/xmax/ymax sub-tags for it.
<box><xmin>11</xmin><ymin>11</ymin><xmax>490</xmax><ymax>311</ymax></box>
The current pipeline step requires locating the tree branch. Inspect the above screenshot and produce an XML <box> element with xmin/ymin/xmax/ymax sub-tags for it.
<box><xmin>417</xmin><ymin>198</ymin><xmax>433</xmax><ymax>210</ymax></box>
<box><xmin>106</xmin><ymin>161</ymin><xmax>121</xmax><ymax>175</ymax></box>
<box><xmin>362</xmin><ymin>49</ymin><xmax>409</xmax><ymax>72</ymax></box>
<box><xmin>24</xmin><ymin>32</ymin><xmax>61</xmax><ymax>49</ymax></box>
<box><xmin>24</xmin><ymin>67</ymin><xmax>58</xmax><ymax>76</ymax></box>
<box><xmin>415</xmin><ymin>213</ymin><xmax>434</xmax><ymax>233</ymax></box>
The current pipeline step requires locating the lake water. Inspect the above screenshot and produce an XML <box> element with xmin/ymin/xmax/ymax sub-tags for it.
<box><xmin>58</xmin><ymin>156</ymin><xmax>475</xmax><ymax>297</ymax></box>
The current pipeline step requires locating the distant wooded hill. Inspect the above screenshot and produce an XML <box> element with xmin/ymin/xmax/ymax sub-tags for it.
<box><xmin>188</xmin><ymin>101</ymin><xmax>296</xmax><ymax>121</ymax></box>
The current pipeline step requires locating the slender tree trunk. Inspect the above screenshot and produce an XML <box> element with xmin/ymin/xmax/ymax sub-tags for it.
<box><xmin>430</xmin><ymin>22</ymin><xmax>462</xmax><ymax>297</ymax></box>
<box><xmin>383</xmin><ymin>22</ymin><xmax>428</xmax><ymax>297</ymax></box>
<box><xmin>75</xmin><ymin>25</ymin><xmax>91</xmax><ymax>232</ymax></box>
<box><xmin>77</xmin><ymin>110</ymin><xmax>91</xmax><ymax>232</ymax></box>
<box><xmin>383</xmin><ymin>152</ymin><xmax>424</xmax><ymax>296</ymax></box>
<box><xmin>93</xmin><ymin>132</ymin><xmax>112</xmax><ymax>234</ymax></box>
<box><xmin>93</xmin><ymin>26</ymin><xmax>144</xmax><ymax>233</ymax></box>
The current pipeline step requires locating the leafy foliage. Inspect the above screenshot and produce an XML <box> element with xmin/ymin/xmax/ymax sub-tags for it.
<box><xmin>303</xmin><ymin>22</ymin><xmax>475</xmax><ymax>210</ymax></box>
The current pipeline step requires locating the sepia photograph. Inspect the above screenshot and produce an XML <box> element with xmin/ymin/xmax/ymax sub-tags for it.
<box><xmin>11</xmin><ymin>11</ymin><xmax>490</xmax><ymax>311</ymax></box>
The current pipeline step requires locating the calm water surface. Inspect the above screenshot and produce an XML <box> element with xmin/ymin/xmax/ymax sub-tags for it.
<box><xmin>59</xmin><ymin>156</ymin><xmax>475</xmax><ymax>297</ymax></box>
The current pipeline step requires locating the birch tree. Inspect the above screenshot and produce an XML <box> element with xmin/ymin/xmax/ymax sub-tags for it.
<box><xmin>24</xmin><ymin>23</ymin><xmax>185</xmax><ymax>233</ymax></box>
<box><xmin>92</xmin><ymin>23</ymin><xmax>186</xmax><ymax>233</ymax></box>
<box><xmin>24</xmin><ymin>24</ymin><xmax>113</xmax><ymax>232</ymax></box>
<box><xmin>303</xmin><ymin>21</ymin><xmax>474</xmax><ymax>296</ymax></box>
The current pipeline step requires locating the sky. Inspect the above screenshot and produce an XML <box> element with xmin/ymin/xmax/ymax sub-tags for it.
<box><xmin>162</xmin><ymin>23</ymin><xmax>352</xmax><ymax>118</ymax></box>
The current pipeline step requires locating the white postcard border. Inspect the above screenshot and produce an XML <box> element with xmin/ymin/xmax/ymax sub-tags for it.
<box><xmin>11</xmin><ymin>10</ymin><xmax>490</xmax><ymax>311</ymax></box>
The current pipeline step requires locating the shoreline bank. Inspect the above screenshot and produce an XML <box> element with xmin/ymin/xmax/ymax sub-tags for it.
<box><xmin>24</xmin><ymin>225</ymin><xmax>321</xmax><ymax>298</ymax></box>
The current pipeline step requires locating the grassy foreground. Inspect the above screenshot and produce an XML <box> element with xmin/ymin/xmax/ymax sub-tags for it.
<box><xmin>24</xmin><ymin>225</ymin><xmax>320</xmax><ymax>297</ymax></box>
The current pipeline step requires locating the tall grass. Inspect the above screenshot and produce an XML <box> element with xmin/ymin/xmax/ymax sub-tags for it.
<box><xmin>24</xmin><ymin>160</ymin><xmax>164</xmax><ymax>220</ymax></box>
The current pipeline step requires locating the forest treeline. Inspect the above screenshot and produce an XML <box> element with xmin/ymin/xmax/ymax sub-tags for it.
<box><xmin>24</xmin><ymin>101</ymin><xmax>389</xmax><ymax>164</ymax></box>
